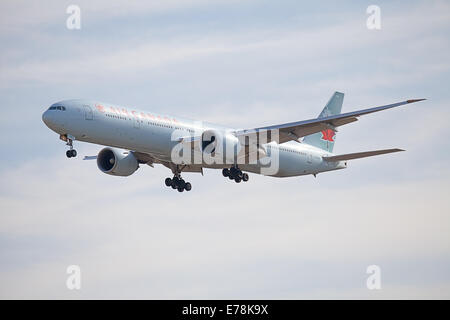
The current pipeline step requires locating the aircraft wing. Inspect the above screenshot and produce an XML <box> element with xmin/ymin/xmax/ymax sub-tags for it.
<box><xmin>234</xmin><ymin>99</ymin><xmax>425</xmax><ymax>144</ymax></box>
<box><xmin>323</xmin><ymin>148</ymin><xmax>404</xmax><ymax>162</ymax></box>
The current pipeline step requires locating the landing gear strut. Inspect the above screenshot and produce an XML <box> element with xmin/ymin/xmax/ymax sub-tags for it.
<box><xmin>222</xmin><ymin>166</ymin><xmax>249</xmax><ymax>183</ymax></box>
<box><xmin>61</xmin><ymin>135</ymin><xmax>77</xmax><ymax>158</ymax></box>
<box><xmin>164</xmin><ymin>170</ymin><xmax>192</xmax><ymax>192</ymax></box>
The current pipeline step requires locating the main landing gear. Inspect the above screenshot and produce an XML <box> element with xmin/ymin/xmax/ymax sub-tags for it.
<box><xmin>61</xmin><ymin>135</ymin><xmax>77</xmax><ymax>158</ymax></box>
<box><xmin>164</xmin><ymin>174</ymin><xmax>192</xmax><ymax>192</ymax></box>
<box><xmin>222</xmin><ymin>166</ymin><xmax>249</xmax><ymax>183</ymax></box>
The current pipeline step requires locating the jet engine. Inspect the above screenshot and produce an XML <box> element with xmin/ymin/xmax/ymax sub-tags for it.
<box><xmin>201</xmin><ymin>129</ymin><xmax>242</xmax><ymax>164</ymax></box>
<box><xmin>97</xmin><ymin>147</ymin><xmax>139</xmax><ymax>176</ymax></box>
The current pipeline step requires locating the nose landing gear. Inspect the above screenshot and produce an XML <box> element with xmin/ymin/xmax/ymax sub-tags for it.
<box><xmin>66</xmin><ymin>149</ymin><xmax>77</xmax><ymax>158</ymax></box>
<box><xmin>61</xmin><ymin>135</ymin><xmax>77</xmax><ymax>158</ymax></box>
<box><xmin>222</xmin><ymin>166</ymin><xmax>249</xmax><ymax>183</ymax></box>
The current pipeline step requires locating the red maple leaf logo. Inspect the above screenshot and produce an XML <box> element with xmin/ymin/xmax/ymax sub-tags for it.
<box><xmin>96</xmin><ymin>104</ymin><xmax>105</xmax><ymax>113</ymax></box>
<box><xmin>321</xmin><ymin>129</ymin><xmax>335</xmax><ymax>142</ymax></box>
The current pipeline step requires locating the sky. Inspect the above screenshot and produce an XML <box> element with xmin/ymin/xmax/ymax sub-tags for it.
<box><xmin>0</xmin><ymin>0</ymin><xmax>449</xmax><ymax>299</ymax></box>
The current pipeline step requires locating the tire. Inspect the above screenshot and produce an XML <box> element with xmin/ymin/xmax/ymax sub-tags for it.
<box><xmin>235</xmin><ymin>177</ymin><xmax>241</xmax><ymax>183</ymax></box>
<box><xmin>172</xmin><ymin>176</ymin><xmax>179</xmax><ymax>188</ymax></box>
<box><xmin>228</xmin><ymin>175</ymin><xmax>234</xmax><ymax>180</ymax></box>
<box><xmin>66</xmin><ymin>150</ymin><xmax>72</xmax><ymax>158</ymax></box>
<box><xmin>177</xmin><ymin>186</ymin><xmax>184</xmax><ymax>192</ymax></box>
<box><xmin>184</xmin><ymin>182</ymin><xmax>192</xmax><ymax>191</ymax></box>
<box><xmin>178</xmin><ymin>179</ymin><xmax>185</xmax><ymax>189</ymax></box>
<box><xmin>242</xmin><ymin>173</ymin><xmax>249</xmax><ymax>182</ymax></box>
<box><xmin>222</xmin><ymin>168</ymin><xmax>229</xmax><ymax>177</ymax></box>
<box><xmin>165</xmin><ymin>178</ymin><xmax>172</xmax><ymax>187</ymax></box>
<box><xmin>71</xmin><ymin>149</ymin><xmax>77</xmax><ymax>157</ymax></box>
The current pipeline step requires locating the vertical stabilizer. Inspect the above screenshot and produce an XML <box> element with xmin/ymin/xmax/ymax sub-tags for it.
<box><xmin>303</xmin><ymin>91</ymin><xmax>344</xmax><ymax>153</ymax></box>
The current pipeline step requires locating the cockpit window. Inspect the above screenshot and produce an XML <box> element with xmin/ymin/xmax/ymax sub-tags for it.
<box><xmin>48</xmin><ymin>106</ymin><xmax>66</xmax><ymax>111</ymax></box>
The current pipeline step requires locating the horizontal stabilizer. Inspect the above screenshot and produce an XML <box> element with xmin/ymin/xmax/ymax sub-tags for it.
<box><xmin>323</xmin><ymin>148</ymin><xmax>404</xmax><ymax>162</ymax></box>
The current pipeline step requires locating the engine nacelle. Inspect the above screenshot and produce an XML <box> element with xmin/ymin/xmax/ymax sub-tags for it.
<box><xmin>97</xmin><ymin>147</ymin><xmax>139</xmax><ymax>176</ymax></box>
<box><xmin>201</xmin><ymin>129</ymin><xmax>242</xmax><ymax>164</ymax></box>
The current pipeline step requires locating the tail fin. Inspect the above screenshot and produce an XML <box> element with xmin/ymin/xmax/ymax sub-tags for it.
<box><xmin>303</xmin><ymin>91</ymin><xmax>344</xmax><ymax>153</ymax></box>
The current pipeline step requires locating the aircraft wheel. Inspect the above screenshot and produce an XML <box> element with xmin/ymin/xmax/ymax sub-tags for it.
<box><xmin>172</xmin><ymin>176</ymin><xmax>180</xmax><ymax>188</ymax></box>
<box><xmin>71</xmin><ymin>149</ymin><xmax>77</xmax><ymax>157</ymax></box>
<box><xmin>235</xmin><ymin>177</ymin><xmax>241</xmax><ymax>183</ymax></box>
<box><xmin>242</xmin><ymin>173</ymin><xmax>249</xmax><ymax>182</ymax></box>
<box><xmin>66</xmin><ymin>150</ymin><xmax>72</xmax><ymax>158</ymax></box>
<box><xmin>165</xmin><ymin>178</ymin><xmax>172</xmax><ymax>187</ymax></box>
<box><xmin>184</xmin><ymin>182</ymin><xmax>192</xmax><ymax>191</ymax></box>
<box><xmin>222</xmin><ymin>168</ymin><xmax>229</xmax><ymax>177</ymax></box>
<box><xmin>228</xmin><ymin>175</ymin><xmax>234</xmax><ymax>180</ymax></box>
<box><xmin>177</xmin><ymin>186</ymin><xmax>184</xmax><ymax>192</ymax></box>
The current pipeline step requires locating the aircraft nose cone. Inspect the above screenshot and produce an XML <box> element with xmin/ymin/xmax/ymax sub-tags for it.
<box><xmin>42</xmin><ymin>110</ymin><xmax>49</xmax><ymax>124</ymax></box>
<box><xmin>42</xmin><ymin>110</ymin><xmax>58</xmax><ymax>129</ymax></box>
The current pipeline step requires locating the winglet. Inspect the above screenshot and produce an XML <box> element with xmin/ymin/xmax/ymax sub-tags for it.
<box><xmin>406</xmin><ymin>99</ymin><xmax>426</xmax><ymax>103</ymax></box>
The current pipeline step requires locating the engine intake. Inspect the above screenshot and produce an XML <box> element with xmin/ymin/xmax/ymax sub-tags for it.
<box><xmin>97</xmin><ymin>147</ymin><xmax>139</xmax><ymax>176</ymax></box>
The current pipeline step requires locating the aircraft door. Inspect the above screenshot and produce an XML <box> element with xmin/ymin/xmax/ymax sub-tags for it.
<box><xmin>83</xmin><ymin>105</ymin><xmax>93</xmax><ymax>120</ymax></box>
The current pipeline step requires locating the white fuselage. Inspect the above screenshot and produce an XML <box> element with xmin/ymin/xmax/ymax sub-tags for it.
<box><xmin>42</xmin><ymin>99</ymin><xmax>346</xmax><ymax>177</ymax></box>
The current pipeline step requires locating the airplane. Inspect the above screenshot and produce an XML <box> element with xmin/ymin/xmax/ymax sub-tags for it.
<box><xmin>42</xmin><ymin>92</ymin><xmax>425</xmax><ymax>192</ymax></box>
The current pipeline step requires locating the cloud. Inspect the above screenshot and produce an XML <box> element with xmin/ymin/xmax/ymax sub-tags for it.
<box><xmin>1</xmin><ymin>0</ymin><xmax>450</xmax><ymax>299</ymax></box>
<box><xmin>2</xmin><ymin>1</ymin><xmax>449</xmax><ymax>88</ymax></box>
<box><xmin>0</xmin><ymin>0</ymin><xmax>247</xmax><ymax>32</ymax></box>
<box><xmin>1</xmin><ymin>156</ymin><xmax>450</xmax><ymax>298</ymax></box>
